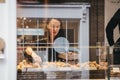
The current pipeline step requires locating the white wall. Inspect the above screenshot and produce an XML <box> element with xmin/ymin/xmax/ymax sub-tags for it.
<box><xmin>0</xmin><ymin>0</ymin><xmax>16</xmax><ymax>80</ymax></box>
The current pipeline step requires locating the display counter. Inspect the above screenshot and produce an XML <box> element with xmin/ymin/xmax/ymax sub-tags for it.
<box><xmin>17</xmin><ymin>59</ymin><xmax>108</xmax><ymax>80</ymax></box>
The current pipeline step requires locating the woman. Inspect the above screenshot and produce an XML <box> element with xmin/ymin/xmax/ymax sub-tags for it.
<box><xmin>46</xmin><ymin>18</ymin><xmax>65</xmax><ymax>62</ymax></box>
<box><xmin>24</xmin><ymin>18</ymin><xmax>65</xmax><ymax>62</ymax></box>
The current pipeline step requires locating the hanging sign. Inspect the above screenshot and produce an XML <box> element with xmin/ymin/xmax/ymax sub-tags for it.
<box><xmin>17</xmin><ymin>28</ymin><xmax>44</xmax><ymax>35</ymax></box>
<box><xmin>105</xmin><ymin>0</ymin><xmax>120</xmax><ymax>46</ymax></box>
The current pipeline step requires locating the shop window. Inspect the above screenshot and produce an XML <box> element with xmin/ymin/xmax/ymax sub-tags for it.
<box><xmin>16</xmin><ymin>4</ymin><xmax>94</xmax><ymax>80</ymax></box>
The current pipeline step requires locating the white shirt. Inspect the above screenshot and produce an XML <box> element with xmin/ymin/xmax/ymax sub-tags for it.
<box><xmin>31</xmin><ymin>52</ymin><xmax>42</xmax><ymax>64</ymax></box>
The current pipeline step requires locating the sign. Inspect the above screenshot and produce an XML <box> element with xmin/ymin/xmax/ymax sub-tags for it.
<box><xmin>17</xmin><ymin>28</ymin><xmax>44</xmax><ymax>35</ymax></box>
<box><xmin>105</xmin><ymin>0</ymin><xmax>120</xmax><ymax>46</ymax></box>
<box><xmin>0</xmin><ymin>0</ymin><xmax>5</xmax><ymax>3</ymax></box>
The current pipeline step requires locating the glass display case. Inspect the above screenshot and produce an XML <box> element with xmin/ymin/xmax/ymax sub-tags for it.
<box><xmin>16</xmin><ymin>3</ymin><xmax>110</xmax><ymax>80</ymax></box>
<box><xmin>17</xmin><ymin>44</ymin><xmax>109</xmax><ymax>80</ymax></box>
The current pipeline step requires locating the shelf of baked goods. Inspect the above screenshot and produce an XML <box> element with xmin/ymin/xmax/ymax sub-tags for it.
<box><xmin>17</xmin><ymin>59</ymin><xmax>108</xmax><ymax>72</ymax></box>
<box><xmin>17</xmin><ymin>45</ymin><xmax>108</xmax><ymax>71</ymax></box>
<box><xmin>17</xmin><ymin>60</ymin><xmax>107</xmax><ymax>79</ymax></box>
<box><xmin>17</xmin><ymin>45</ymin><xmax>108</xmax><ymax>79</ymax></box>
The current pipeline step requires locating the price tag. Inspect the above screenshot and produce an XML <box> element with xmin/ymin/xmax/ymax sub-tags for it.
<box><xmin>113</xmin><ymin>67</ymin><xmax>120</xmax><ymax>72</ymax></box>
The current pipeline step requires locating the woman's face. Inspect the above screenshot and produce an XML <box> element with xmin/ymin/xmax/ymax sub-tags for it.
<box><xmin>47</xmin><ymin>19</ymin><xmax>60</xmax><ymax>37</ymax></box>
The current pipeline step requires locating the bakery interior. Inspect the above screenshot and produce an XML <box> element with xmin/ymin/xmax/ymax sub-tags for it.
<box><xmin>16</xmin><ymin>0</ymin><xmax>120</xmax><ymax>80</ymax></box>
<box><xmin>0</xmin><ymin>0</ymin><xmax>119</xmax><ymax>80</ymax></box>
